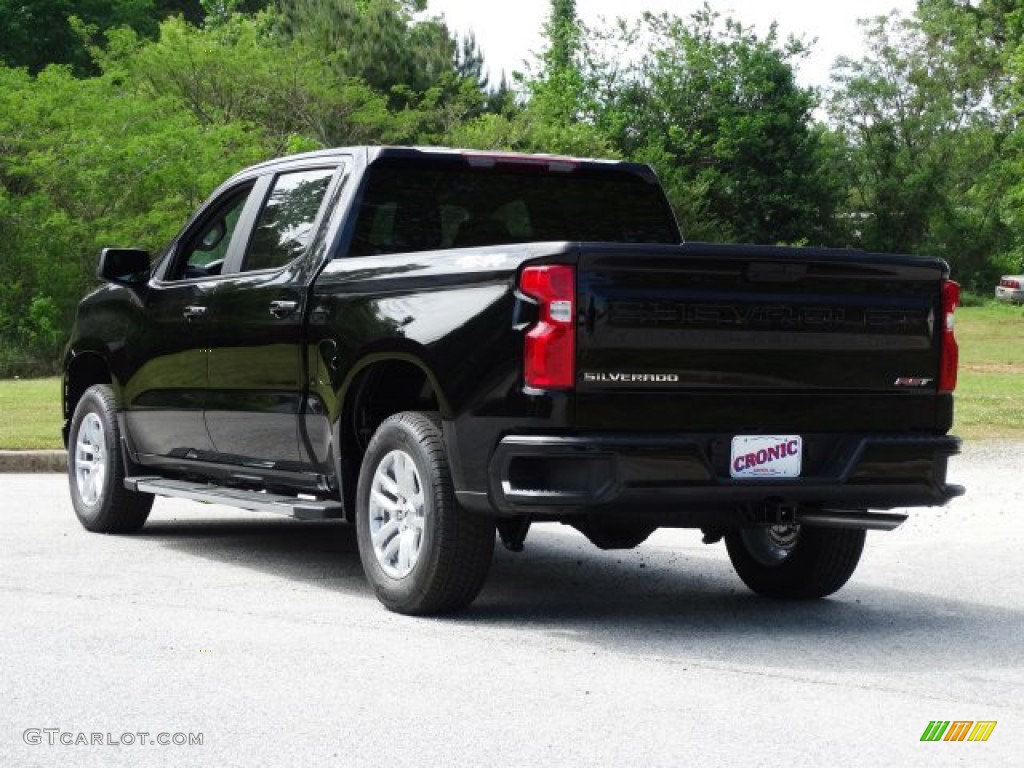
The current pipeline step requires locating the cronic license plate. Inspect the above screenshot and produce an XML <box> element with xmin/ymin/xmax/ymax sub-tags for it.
<box><xmin>730</xmin><ymin>435</ymin><xmax>803</xmax><ymax>479</ymax></box>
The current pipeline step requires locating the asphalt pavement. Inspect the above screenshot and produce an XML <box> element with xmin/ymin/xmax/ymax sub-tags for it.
<box><xmin>1</xmin><ymin>442</ymin><xmax>1021</xmax><ymax>767</ymax></box>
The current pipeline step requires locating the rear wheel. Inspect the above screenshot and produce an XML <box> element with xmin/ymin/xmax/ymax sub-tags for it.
<box><xmin>725</xmin><ymin>524</ymin><xmax>865</xmax><ymax>599</ymax></box>
<box><xmin>68</xmin><ymin>384</ymin><xmax>153</xmax><ymax>533</ymax></box>
<box><xmin>355</xmin><ymin>411</ymin><xmax>494</xmax><ymax>615</ymax></box>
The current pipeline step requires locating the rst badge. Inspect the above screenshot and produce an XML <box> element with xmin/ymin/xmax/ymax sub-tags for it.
<box><xmin>894</xmin><ymin>377</ymin><xmax>933</xmax><ymax>387</ymax></box>
<box><xmin>730</xmin><ymin>435</ymin><xmax>803</xmax><ymax>479</ymax></box>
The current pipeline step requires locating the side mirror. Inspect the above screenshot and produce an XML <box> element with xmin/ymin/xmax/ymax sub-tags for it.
<box><xmin>97</xmin><ymin>248</ymin><xmax>151</xmax><ymax>285</ymax></box>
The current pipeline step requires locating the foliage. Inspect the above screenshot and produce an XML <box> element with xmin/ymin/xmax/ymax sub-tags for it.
<box><xmin>98</xmin><ymin>15</ymin><xmax>417</xmax><ymax>151</ymax></box>
<box><xmin>0</xmin><ymin>62</ymin><xmax>271</xmax><ymax>372</ymax></box>
<box><xmin>829</xmin><ymin>11</ymin><xmax>1015</xmax><ymax>284</ymax></box>
<box><xmin>583</xmin><ymin>6</ymin><xmax>844</xmax><ymax>244</ymax></box>
<box><xmin>530</xmin><ymin>0</ymin><xmax>586</xmax><ymax>124</ymax></box>
<box><xmin>0</xmin><ymin>0</ymin><xmax>210</xmax><ymax>75</ymax></box>
<box><xmin>278</xmin><ymin>0</ymin><xmax>486</xmax><ymax>111</ymax></box>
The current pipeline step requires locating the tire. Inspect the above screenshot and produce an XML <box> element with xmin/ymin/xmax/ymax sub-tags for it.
<box><xmin>355</xmin><ymin>411</ymin><xmax>494</xmax><ymax>615</ymax></box>
<box><xmin>725</xmin><ymin>524</ymin><xmax>865</xmax><ymax>599</ymax></box>
<box><xmin>68</xmin><ymin>384</ymin><xmax>153</xmax><ymax>533</ymax></box>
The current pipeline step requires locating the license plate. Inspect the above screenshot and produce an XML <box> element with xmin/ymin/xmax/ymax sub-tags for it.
<box><xmin>730</xmin><ymin>435</ymin><xmax>803</xmax><ymax>479</ymax></box>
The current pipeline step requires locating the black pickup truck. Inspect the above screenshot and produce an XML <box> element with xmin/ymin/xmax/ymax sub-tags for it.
<box><xmin>63</xmin><ymin>146</ymin><xmax>963</xmax><ymax>614</ymax></box>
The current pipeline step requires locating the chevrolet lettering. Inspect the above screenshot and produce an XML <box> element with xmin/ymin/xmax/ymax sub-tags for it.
<box><xmin>609</xmin><ymin>301</ymin><xmax>929</xmax><ymax>332</ymax></box>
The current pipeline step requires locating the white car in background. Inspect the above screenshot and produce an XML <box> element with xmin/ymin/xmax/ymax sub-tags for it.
<box><xmin>995</xmin><ymin>275</ymin><xmax>1024</xmax><ymax>303</ymax></box>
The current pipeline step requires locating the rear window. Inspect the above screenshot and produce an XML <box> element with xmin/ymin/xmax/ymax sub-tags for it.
<box><xmin>347</xmin><ymin>158</ymin><xmax>681</xmax><ymax>256</ymax></box>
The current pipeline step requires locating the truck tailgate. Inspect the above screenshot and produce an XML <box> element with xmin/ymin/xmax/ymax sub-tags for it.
<box><xmin>575</xmin><ymin>242</ymin><xmax>950</xmax><ymax>432</ymax></box>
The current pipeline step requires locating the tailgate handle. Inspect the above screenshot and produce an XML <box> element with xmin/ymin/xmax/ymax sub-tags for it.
<box><xmin>747</xmin><ymin>263</ymin><xmax>808</xmax><ymax>283</ymax></box>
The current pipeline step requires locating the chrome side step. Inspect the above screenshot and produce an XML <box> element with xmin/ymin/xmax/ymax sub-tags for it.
<box><xmin>124</xmin><ymin>477</ymin><xmax>345</xmax><ymax>521</ymax></box>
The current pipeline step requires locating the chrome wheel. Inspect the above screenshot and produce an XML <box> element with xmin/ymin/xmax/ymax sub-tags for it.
<box><xmin>356</xmin><ymin>412</ymin><xmax>495</xmax><ymax>614</ymax></box>
<box><xmin>74</xmin><ymin>412</ymin><xmax>107</xmax><ymax>506</ymax></box>
<box><xmin>740</xmin><ymin>524</ymin><xmax>800</xmax><ymax>566</ymax></box>
<box><xmin>368</xmin><ymin>449</ymin><xmax>426</xmax><ymax>579</ymax></box>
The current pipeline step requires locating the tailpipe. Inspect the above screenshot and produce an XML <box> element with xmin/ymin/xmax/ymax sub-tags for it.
<box><xmin>794</xmin><ymin>508</ymin><xmax>907</xmax><ymax>531</ymax></box>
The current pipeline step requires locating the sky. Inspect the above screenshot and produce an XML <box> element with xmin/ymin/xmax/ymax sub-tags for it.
<box><xmin>424</xmin><ymin>0</ymin><xmax>919</xmax><ymax>89</ymax></box>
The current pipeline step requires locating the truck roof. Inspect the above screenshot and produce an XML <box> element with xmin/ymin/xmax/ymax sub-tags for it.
<box><xmin>236</xmin><ymin>145</ymin><xmax>659</xmax><ymax>181</ymax></box>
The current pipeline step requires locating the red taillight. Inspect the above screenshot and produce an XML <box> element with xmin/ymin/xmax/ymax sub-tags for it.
<box><xmin>939</xmin><ymin>280</ymin><xmax>959</xmax><ymax>393</ymax></box>
<box><xmin>1002</xmin><ymin>278</ymin><xmax>1021</xmax><ymax>289</ymax></box>
<box><xmin>520</xmin><ymin>265</ymin><xmax>575</xmax><ymax>389</ymax></box>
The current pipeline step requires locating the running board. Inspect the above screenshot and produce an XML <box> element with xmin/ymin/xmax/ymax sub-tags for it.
<box><xmin>124</xmin><ymin>477</ymin><xmax>345</xmax><ymax>521</ymax></box>
<box><xmin>795</xmin><ymin>509</ymin><xmax>907</xmax><ymax>531</ymax></box>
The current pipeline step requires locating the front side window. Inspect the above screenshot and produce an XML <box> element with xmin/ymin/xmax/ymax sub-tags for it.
<box><xmin>172</xmin><ymin>185</ymin><xmax>253</xmax><ymax>280</ymax></box>
<box><xmin>242</xmin><ymin>168</ymin><xmax>335</xmax><ymax>272</ymax></box>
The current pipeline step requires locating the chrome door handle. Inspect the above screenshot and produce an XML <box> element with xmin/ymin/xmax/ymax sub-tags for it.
<box><xmin>269</xmin><ymin>300</ymin><xmax>299</xmax><ymax>319</ymax></box>
<box><xmin>183</xmin><ymin>305</ymin><xmax>207</xmax><ymax>321</ymax></box>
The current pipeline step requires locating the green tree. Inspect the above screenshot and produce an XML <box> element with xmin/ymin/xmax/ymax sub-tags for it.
<box><xmin>98</xmin><ymin>15</ymin><xmax>418</xmax><ymax>150</ymax></box>
<box><xmin>446</xmin><ymin>0</ymin><xmax>609</xmax><ymax>158</ymax></box>
<box><xmin>586</xmin><ymin>6</ymin><xmax>842</xmax><ymax>244</ymax></box>
<box><xmin>0</xmin><ymin>0</ymin><xmax>215</xmax><ymax>75</ymax></box>
<box><xmin>533</xmin><ymin>0</ymin><xmax>584</xmax><ymax>122</ymax></box>
<box><xmin>914</xmin><ymin>0</ymin><xmax>1024</xmax><ymax>277</ymax></box>
<box><xmin>917</xmin><ymin>0</ymin><xmax>1024</xmax><ymax>88</ymax></box>
<box><xmin>0</xmin><ymin>62</ymin><xmax>271</xmax><ymax>373</ymax></box>
<box><xmin>278</xmin><ymin>0</ymin><xmax>473</xmax><ymax>107</ymax></box>
<box><xmin>830</xmin><ymin>10</ymin><xmax>1014</xmax><ymax>284</ymax></box>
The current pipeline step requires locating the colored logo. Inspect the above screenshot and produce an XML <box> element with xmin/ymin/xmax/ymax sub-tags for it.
<box><xmin>920</xmin><ymin>721</ymin><xmax>997</xmax><ymax>742</ymax></box>
<box><xmin>730</xmin><ymin>435</ymin><xmax>803</xmax><ymax>479</ymax></box>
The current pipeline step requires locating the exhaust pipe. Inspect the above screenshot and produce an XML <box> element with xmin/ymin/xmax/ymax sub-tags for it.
<box><xmin>795</xmin><ymin>509</ymin><xmax>907</xmax><ymax>531</ymax></box>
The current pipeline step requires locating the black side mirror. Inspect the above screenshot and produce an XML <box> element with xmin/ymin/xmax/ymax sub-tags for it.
<box><xmin>97</xmin><ymin>248</ymin><xmax>151</xmax><ymax>285</ymax></box>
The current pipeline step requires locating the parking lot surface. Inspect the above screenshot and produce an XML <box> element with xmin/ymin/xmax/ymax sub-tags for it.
<box><xmin>2</xmin><ymin>442</ymin><xmax>1021</xmax><ymax>767</ymax></box>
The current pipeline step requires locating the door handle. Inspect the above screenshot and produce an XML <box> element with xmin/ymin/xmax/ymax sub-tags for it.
<box><xmin>183</xmin><ymin>305</ymin><xmax>207</xmax><ymax>321</ymax></box>
<box><xmin>269</xmin><ymin>300</ymin><xmax>299</xmax><ymax>319</ymax></box>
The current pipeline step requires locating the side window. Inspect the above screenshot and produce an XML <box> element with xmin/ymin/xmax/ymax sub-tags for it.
<box><xmin>172</xmin><ymin>185</ymin><xmax>253</xmax><ymax>280</ymax></box>
<box><xmin>349</xmin><ymin>169</ymin><xmax>447</xmax><ymax>257</ymax></box>
<box><xmin>242</xmin><ymin>168</ymin><xmax>335</xmax><ymax>272</ymax></box>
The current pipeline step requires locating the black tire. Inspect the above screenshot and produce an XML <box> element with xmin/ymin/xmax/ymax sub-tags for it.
<box><xmin>68</xmin><ymin>384</ymin><xmax>153</xmax><ymax>533</ymax></box>
<box><xmin>725</xmin><ymin>524</ymin><xmax>865</xmax><ymax>599</ymax></box>
<box><xmin>355</xmin><ymin>411</ymin><xmax>494</xmax><ymax>615</ymax></box>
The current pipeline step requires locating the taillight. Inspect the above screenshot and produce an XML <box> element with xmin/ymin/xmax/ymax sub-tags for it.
<box><xmin>464</xmin><ymin>153</ymin><xmax>577</xmax><ymax>173</ymax></box>
<box><xmin>939</xmin><ymin>280</ymin><xmax>959</xmax><ymax>393</ymax></box>
<box><xmin>1002</xmin><ymin>278</ymin><xmax>1021</xmax><ymax>289</ymax></box>
<box><xmin>519</xmin><ymin>265</ymin><xmax>575</xmax><ymax>389</ymax></box>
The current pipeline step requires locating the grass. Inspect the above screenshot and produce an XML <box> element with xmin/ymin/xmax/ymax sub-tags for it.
<box><xmin>953</xmin><ymin>302</ymin><xmax>1024</xmax><ymax>440</ymax></box>
<box><xmin>0</xmin><ymin>304</ymin><xmax>1022</xmax><ymax>449</ymax></box>
<box><xmin>0</xmin><ymin>377</ymin><xmax>63</xmax><ymax>450</ymax></box>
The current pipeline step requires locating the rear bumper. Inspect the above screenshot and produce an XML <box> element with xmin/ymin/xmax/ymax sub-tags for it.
<box><xmin>995</xmin><ymin>286</ymin><xmax>1024</xmax><ymax>303</ymax></box>
<box><xmin>458</xmin><ymin>433</ymin><xmax>963</xmax><ymax>519</ymax></box>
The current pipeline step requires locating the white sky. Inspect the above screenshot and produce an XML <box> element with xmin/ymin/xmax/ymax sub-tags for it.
<box><xmin>425</xmin><ymin>0</ymin><xmax>918</xmax><ymax>89</ymax></box>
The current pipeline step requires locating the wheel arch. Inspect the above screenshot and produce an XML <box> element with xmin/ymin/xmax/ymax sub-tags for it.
<box><xmin>63</xmin><ymin>351</ymin><xmax>114</xmax><ymax>447</ymax></box>
<box><xmin>331</xmin><ymin>351</ymin><xmax>450</xmax><ymax>509</ymax></box>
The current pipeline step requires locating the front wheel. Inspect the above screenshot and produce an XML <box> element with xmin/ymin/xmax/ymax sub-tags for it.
<box><xmin>725</xmin><ymin>524</ymin><xmax>865</xmax><ymax>599</ymax></box>
<box><xmin>355</xmin><ymin>412</ymin><xmax>494</xmax><ymax>615</ymax></box>
<box><xmin>68</xmin><ymin>384</ymin><xmax>153</xmax><ymax>533</ymax></box>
